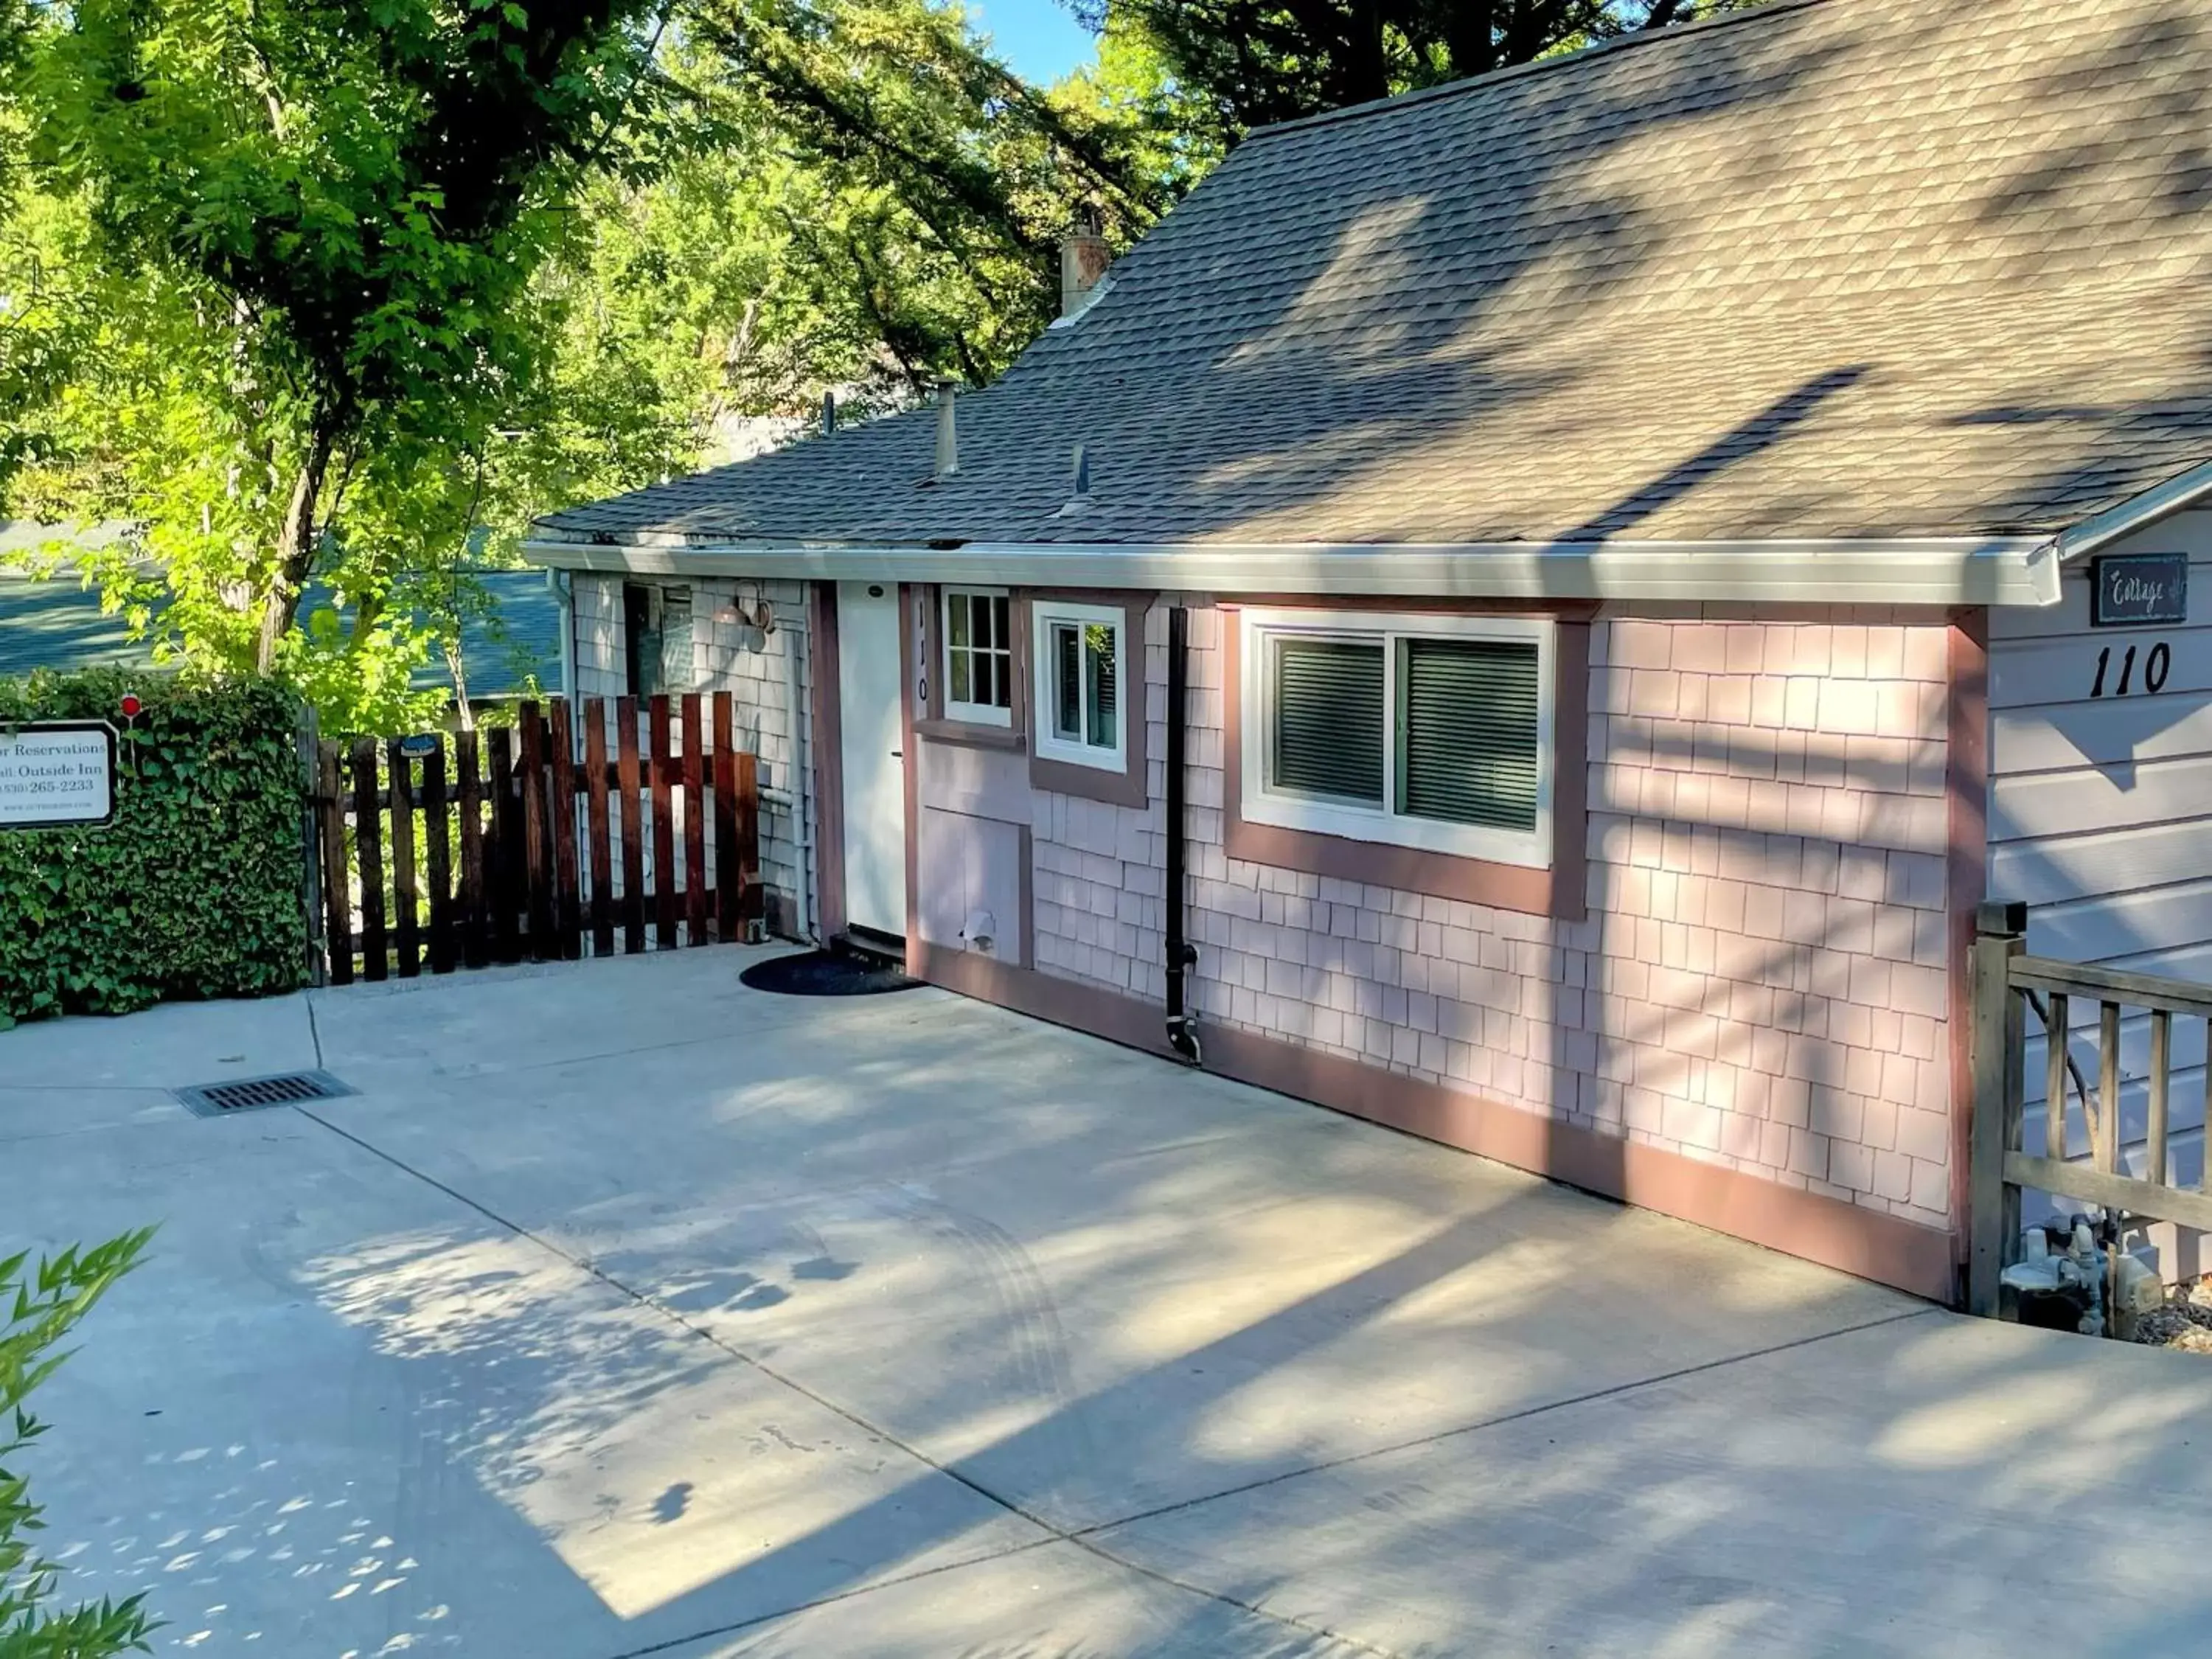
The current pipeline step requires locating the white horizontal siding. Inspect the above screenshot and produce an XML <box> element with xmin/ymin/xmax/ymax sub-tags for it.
<box><xmin>1990</xmin><ymin>749</ymin><xmax>2212</xmax><ymax>843</ymax></box>
<box><xmin>1992</xmin><ymin>690</ymin><xmax>2212</xmax><ymax>775</ymax></box>
<box><xmin>1989</xmin><ymin>625</ymin><xmax>2212</xmax><ymax>709</ymax></box>
<box><xmin>1990</xmin><ymin>513</ymin><xmax>2212</xmax><ymax>1262</ymax></box>
<box><xmin>1992</xmin><ymin>817</ymin><xmax>2212</xmax><ymax>908</ymax></box>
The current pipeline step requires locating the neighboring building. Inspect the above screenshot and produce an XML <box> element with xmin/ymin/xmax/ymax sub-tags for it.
<box><xmin>525</xmin><ymin>0</ymin><xmax>2212</xmax><ymax>1303</ymax></box>
<box><xmin>0</xmin><ymin>549</ymin><xmax>565</xmax><ymax>702</ymax></box>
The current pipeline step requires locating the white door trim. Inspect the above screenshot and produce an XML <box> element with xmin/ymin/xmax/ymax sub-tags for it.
<box><xmin>835</xmin><ymin>582</ymin><xmax>908</xmax><ymax>940</ymax></box>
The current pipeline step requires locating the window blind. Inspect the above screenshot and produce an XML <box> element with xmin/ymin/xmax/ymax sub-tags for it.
<box><xmin>1397</xmin><ymin>637</ymin><xmax>1540</xmax><ymax>830</ymax></box>
<box><xmin>1270</xmin><ymin>637</ymin><xmax>1385</xmax><ymax>804</ymax></box>
<box><xmin>1053</xmin><ymin>623</ymin><xmax>1081</xmax><ymax>739</ymax></box>
<box><xmin>1087</xmin><ymin>623</ymin><xmax>1116</xmax><ymax>747</ymax></box>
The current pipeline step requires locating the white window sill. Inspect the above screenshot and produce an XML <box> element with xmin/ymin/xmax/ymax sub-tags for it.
<box><xmin>1034</xmin><ymin>734</ymin><xmax>1125</xmax><ymax>773</ymax></box>
<box><xmin>1239</xmin><ymin>788</ymin><xmax>1551</xmax><ymax>870</ymax></box>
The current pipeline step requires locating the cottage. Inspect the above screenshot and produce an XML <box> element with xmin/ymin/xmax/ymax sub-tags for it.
<box><xmin>526</xmin><ymin>0</ymin><xmax>2212</xmax><ymax>1302</ymax></box>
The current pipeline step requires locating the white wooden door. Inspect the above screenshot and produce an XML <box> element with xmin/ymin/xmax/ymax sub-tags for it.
<box><xmin>835</xmin><ymin>582</ymin><xmax>908</xmax><ymax>939</ymax></box>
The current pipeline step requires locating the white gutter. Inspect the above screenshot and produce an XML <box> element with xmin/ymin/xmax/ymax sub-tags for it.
<box><xmin>2052</xmin><ymin>457</ymin><xmax>2212</xmax><ymax>565</ymax></box>
<box><xmin>521</xmin><ymin>535</ymin><xmax>2061</xmax><ymax>608</ymax></box>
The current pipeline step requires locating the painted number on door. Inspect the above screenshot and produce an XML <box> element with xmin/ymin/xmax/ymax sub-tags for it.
<box><xmin>2091</xmin><ymin>640</ymin><xmax>2171</xmax><ymax>698</ymax></box>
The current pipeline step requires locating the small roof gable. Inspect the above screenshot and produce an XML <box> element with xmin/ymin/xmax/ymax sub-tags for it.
<box><xmin>540</xmin><ymin>0</ymin><xmax>2212</xmax><ymax>552</ymax></box>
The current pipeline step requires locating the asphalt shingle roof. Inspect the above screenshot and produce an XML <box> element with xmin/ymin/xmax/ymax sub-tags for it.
<box><xmin>541</xmin><ymin>0</ymin><xmax>2212</xmax><ymax>551</ymax></box>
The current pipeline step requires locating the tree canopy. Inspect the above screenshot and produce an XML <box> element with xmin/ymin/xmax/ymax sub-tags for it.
<box><xmin>1086</xmin><ymin>0</ymin><xmax>1742</xmax><ymax>141</ymax></box>
<box><xmin>1</xmin><ymin>0</ymin><xmax>1186</xmax><ymax>732</ymax></box>
<box><xmin>1</xmin><ymin>0</ymin><xmax>1750</xmax><ymax>734</ymax></box>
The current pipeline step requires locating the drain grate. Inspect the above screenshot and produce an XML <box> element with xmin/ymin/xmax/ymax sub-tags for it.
<box><xmin>173</xmin><ymin>1070</ymin><xmax>354</xmax><ymax>1118</ymax></box>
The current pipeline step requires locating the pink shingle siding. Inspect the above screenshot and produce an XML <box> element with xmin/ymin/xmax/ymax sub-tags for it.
<box><xmin>1031</xmin><ymin>602</ymin><xmax>1956</xmax><ymax>1232</ymax></box>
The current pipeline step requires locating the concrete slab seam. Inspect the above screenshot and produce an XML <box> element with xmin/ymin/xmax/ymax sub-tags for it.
<box><xmin>590</xmin><ymin>1534</ymin><xmax>1071</xmax><ymax>1659</ymax></box>
<box><xmin>1071</xmin><ymin>1305</ymin><xmax>1944</xmax><ymax>1547</ymax></box>
<box><xmin>290</xmin><ymin>1103</ymin><xmax>1402</xmax><ymax>1658</ymax></box>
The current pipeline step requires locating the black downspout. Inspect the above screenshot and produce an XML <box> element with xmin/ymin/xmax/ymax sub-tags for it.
<box><xmin>1164</xmin><ymin>605</ymin><xmax>1201</xmax><ymax>1064</ymax></box>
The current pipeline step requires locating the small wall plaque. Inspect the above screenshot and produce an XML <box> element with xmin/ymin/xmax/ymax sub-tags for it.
<box><xmin>2092</xmin><ymin>552</ymin><xmax>2189</xmax><ymax>627</ymax></box>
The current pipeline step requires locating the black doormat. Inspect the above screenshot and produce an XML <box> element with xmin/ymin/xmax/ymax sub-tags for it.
<box><xmin>739</xmin><ymin>949</ymin><xmax>920</xmax><ymax>997</ymax></box>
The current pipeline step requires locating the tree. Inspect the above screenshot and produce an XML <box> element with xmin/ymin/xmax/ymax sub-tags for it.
<box><xmin>2</xmin><ymin>0</ymin><xmax>1186</xmax><ymax>733</ymax></box>
<box><xmin>0</xmin><ymin>1231</ymin><xmax>158</xmax><ymax>1658</ymax></box>
<box><xmin>1084</xmin><ymin>0</ymin><xmax>1747</xmax><ymax>140</ymax></box>
<box><xmin>15</xmin><ymin>0</ymin><xmax>678</xmax><ymax>680</ymax></box>
<box><xmin>637</xmin><ymin>0</ymin><xmax>1188</xmax><ymax>414</ymax></box>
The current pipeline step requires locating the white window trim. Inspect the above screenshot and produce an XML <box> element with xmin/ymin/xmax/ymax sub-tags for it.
<box><xmin>1239</xmin><ymin>608</ymin><xmax>1555</xmax><ymax>869</ymax></box>
<box><xmin>1032</xmin><ymin>599</ymin><xmax>1128</xmax><ymax>772</ymax></box>
<box><xmin>942</xmin><ymin>586</ymin><xmax>1014</xmax><ymax>727</ymax></box>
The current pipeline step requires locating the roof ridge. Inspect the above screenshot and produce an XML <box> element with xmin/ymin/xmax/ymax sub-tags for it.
<box><xmin>1242</xmin><ymin>0</ymin><xmax>1835</xmax><ymax>143</ymax></box>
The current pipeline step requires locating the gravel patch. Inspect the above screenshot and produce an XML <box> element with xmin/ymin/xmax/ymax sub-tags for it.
<box><xmin>2134</xmin><ymin>1276</ymin><xmax>2212</xmax><ymax>1351</ymax></box>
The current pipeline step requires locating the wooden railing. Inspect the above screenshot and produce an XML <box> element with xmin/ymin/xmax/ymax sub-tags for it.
<box><xmin>312</xmin><ymin>693</ymin><xmax>760</xmax><ymax>984</ymax></box>
<box><xmin>1967</xmin><ymin>900</ymin><xmax>2212</xmax><ymax>1315</ymax></box>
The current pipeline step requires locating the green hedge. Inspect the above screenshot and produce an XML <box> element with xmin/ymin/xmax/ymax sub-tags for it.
<box><xmin>0</xmin><ymin>669</ymin><xmax>307</xmax><ymax>1027</ymax></box>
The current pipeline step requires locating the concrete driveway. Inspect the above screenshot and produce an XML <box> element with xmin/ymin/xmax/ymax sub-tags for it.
<box><xmin>7</xmin><ymin>948</ymin><xmax>2212</xmax><ymax>1658</ymax></box>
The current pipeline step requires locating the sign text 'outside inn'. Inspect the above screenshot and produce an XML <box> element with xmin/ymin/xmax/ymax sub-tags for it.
<box><xmin>0</xmin><ymin>722</ymin><xmax>118</xmax><ymax>830</ymax></box>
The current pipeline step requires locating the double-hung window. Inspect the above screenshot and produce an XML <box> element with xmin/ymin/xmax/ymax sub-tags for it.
<box><xmin>1033</xmin><ymin>599</ymin><xmax>1125</xmax><ymax>771</ymax></box>
<box><xmin>942</xmin><ymin>588</ymin><xmax>1014</xmax><ymax>726</ymax></box>
<box><xmin>1239</xmin><ymin>609</ymin><xmax>1554</xmax><ymax>867</ymax></box>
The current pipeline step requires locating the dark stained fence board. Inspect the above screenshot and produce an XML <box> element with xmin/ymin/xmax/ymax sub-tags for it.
<box><xmin>352</xmin><ymin>738</ymin><xmax>388</xmax><ymax>984</ymax></box>
<box><xmin>585</xmin><ymin>700</ymin><xmax>615</xmax><ymax>957</ymax></box>
<box><xmin>457</xmin><ymin>730</ymin><xmax>488</xmax><ymax>970</ymax></box>
<box><xmin>550</xmin><ymin>700</ymin><xmax>582</xmax><ymax>961</ymax></box>
<box><xmin>422</xmin><ymin>741</ymin><xmax>454</xmax><ymax>975</ymax></box>
<box><xmin>520</xmin><ymin>703</ymin><xmax>553</xmax><ymax>961</ymax></box>
<box><xmin>319</xmin><ymin>742</ymin><xmax>352</xmax><ymax>987</ymax></box>
<box><xmin>734</xmin><ymin>751</ymin><xmax>760</xmax><ymax>927</ymax></box>
<box><xmin>712</xmin><ymin>694</ymin><xmax>739</xmax><ymax>942</ymax></box>
<box><xmin>488</xmin><ymin>726</ymin><xmax>521</xmax><ymax>964</ymax></box>
<box><xmin>682</xmin><ymin>693</ymin><xmax>709</xmax><ymax>947</ymax></box>
<box><xmin>388</xmin><ymin>739</ymin><xmax>420</xmax><ymax>978</ymax></box>
<box><xmin>616</xmin><ymin>696</ymin><xmax>646</xmax><ymax>954</ymax></box>
<box><xmin>320</xmin><ymin>697</ymin><xmax>759</xmax><ymax>987</ymax></box>
<box><xmin>650</xmin><ymin>695</ymin><xmax>678</xmax><ymax>950</ymax></box>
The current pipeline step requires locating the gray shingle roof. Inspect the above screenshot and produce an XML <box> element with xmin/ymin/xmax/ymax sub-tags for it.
<box><xmin>539</xmin><ymin>0</ymin><xmax>2212</xmax><ymax>551</ymax></box>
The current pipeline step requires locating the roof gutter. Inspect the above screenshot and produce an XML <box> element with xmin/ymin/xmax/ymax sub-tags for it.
<box><xmin>2052</xmin><ymin>457</ymin><xmax>2212</xmax><ymax>565</ymax></box>
<box><xmin>520</xmin><ymin>535</ymin><xmax>2060</xmax><ymax>608</ymax></box>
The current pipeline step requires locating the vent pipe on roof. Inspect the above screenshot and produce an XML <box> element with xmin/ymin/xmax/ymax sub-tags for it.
<box><xmin>933</xmin><ymin>383</ymin><xmax>959</xmax><ymax>480</ymax></box>
<box><xmin>822</xmin><ymin>392</ymin><xmax>836</xmax><ymax>437</ymax></box>
<box><xmin>1060</xmin><ymin>209</ymin><xmax>1110</xmax><ymax>318</ymax></box>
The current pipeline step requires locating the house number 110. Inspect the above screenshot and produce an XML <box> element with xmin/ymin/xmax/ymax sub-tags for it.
<box><xmin>2091</xmin><ymin>640</ymin><xmax>2171</xmax><ymax>698</ymax></box>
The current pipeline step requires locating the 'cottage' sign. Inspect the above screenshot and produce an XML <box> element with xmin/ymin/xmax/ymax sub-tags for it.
<box><xmin>2091</xmin><ymin>552</ymin><xmax>2189</xmax><ymax>627</ymax></box>
<box><xmin>0</xmin><ymin>723</ymin><xmax>116</xmax><ymax>830</ymax></box>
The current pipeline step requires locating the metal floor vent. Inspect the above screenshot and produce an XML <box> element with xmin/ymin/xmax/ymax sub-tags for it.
<box><xmin>174</xmin><ymin>1070</ymin><xmax>354</xmax><ymax>1118</ymax></box>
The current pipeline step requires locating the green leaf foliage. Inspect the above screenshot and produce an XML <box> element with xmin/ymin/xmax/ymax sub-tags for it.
<box><xmin>0</xmin><ymin>670</ymin><xmax>307</xmax><ymax>1025</ymax></box>
<box><xmin>1088</xmin><ymin>0</ymin><xmax>1755</xmax><ymax>142</ymax></box>
<box><xmin>0</xmin><ymin>1229</ymin><xmax>159</xmax><ymax>1658</ymax></box>
<box><xmin>0</xmin><ymin>0</ymin><xmax>1191</xmax><ymax>738</ymax></box>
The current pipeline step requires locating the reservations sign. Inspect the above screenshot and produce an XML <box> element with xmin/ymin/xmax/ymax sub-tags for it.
<box><xmin>0</xmin><ymin>722</ymin><xmax>117</xmax><ymax>830</ymax></box>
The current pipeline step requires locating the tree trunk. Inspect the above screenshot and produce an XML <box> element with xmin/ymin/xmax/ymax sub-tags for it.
<box><xmin>444</xmin><ymin>639</ymin><xmax>476</xmax><ymax>733</ymax></box>
<box><xmin>254</xmin><ymin>420</ymin><xmax>338</xmax><ymax>673</ymax></box>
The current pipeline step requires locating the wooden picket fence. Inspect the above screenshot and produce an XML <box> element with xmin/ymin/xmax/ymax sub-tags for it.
<box><xmin>313</xmin><ymin>693</ymin><xmax>761</xmax><ymax>984</ymax></box>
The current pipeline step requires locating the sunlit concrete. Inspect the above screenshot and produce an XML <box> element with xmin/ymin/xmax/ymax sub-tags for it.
<box><xmin>8</xmin><ymin>947</ymin><xmax>2212</xmax><ymax>1657</ymax></box>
